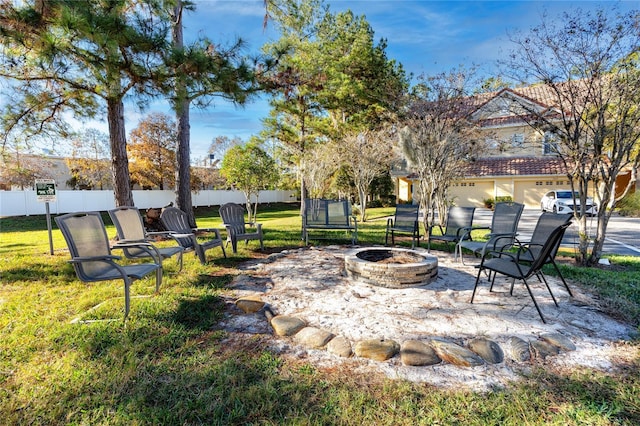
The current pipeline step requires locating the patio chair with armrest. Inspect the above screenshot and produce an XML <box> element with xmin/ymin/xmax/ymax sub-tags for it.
<box><xmin>108</xmin><ymin>206</ymin><xmax>184</xmax><ymax>271</ymax></box>
<box><xmin>385</xmin><ymin>204</ymin><xmax>421</xmax><ymax>248</ymax></box>
<box><xmin>160</xmin><ymin>207</ymin><xmax>226</xmax><ymax>264</ymax></box>
<box><xmin>55</xmin><ymin>211</ymin><xmax>162</xmax><ymax>321</ymax></box>
<box><xmin>470</xmin><ymin>219</ymin><xmax>572</xmax><ymax>323</ymax></box>
<box><xmin>427</xmin><ymin>206</ymin><xmax>475</xmax><ymax>257</ymax></box>
<box><xmin>219</xmin><ymin>202</ymin><xmax>264</xmax><ymax>254</ymax></box>
<box><xmin>456</xmin><ymin>202</ymin><xmax>524</xmax><ymax>264</ymax></box>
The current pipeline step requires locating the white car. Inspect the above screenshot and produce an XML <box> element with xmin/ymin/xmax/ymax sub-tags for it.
<box><xmin>540</xmin><ymin>190</ymin><xmax>597</xmax><ymax>215</ymax></box>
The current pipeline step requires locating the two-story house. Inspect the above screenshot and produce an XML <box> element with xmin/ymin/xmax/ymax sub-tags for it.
<box><xmin>393</xmin><ymin>85</ymin><xmax>636</xmax><ymax>209</ymax></box>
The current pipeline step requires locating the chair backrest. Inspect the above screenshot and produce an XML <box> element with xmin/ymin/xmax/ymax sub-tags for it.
<box><xmin>108</xmin><ymin>206</ymin><xmax>150</xmax><ymax>257</ymax></box>
<box><xmin>108</xmin><ymin>206</ymin><xmax>146</xmax><ymax>240</ymax></box>
<box><xmin>444</xmin><ymin>206</ymin><xmax>475</xmax><ymax>237</ymax></box>
<box><xmin>55</xmin><ymin>212</ymin><xmax>113</xmax><ymax>281</ymax></box>
<box><xmin>529</xmin><ymin>212</ymin><xmax>572</xmax><ymax>259</ymax></box>
<box><xmin>491</xmin><ymin>202</ymin><xmax>524</xmax><ymax>235</ymax></box>
<box><xmin>523</xmin><ymin>221</ymin><xmax>572</xmax><ymax>277</ymax></box>
<box><xmin>159</xmin><ymin>207</ymin><xmax>195</xmax><ymax>249</ymax></box>
<box><xmin>304</xmin><ymin>199</ymin><xmax>352</xmax><ymax>227</ymax></box>
<box><xmin>219</xmin><ymin>203</ymin><xmax>246</xmax><ymax>235</ymax></box>
<box><xmin>393</xmin><ymin>204</ymin><xmax>419</xmax><ymax>230</ymax></box>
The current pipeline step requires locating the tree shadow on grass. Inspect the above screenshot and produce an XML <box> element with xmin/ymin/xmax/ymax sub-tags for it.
<box><xmin>172</xmin><ymin>294</ymin><xmax>225</xmax><ymax>331</ymax></box>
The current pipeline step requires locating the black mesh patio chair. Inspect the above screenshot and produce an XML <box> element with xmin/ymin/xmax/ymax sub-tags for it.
<box><xmin>470</xmin><ymin>218</ymin><xmax>572</xmax><ymax>323</ymax></box>
<box><xmin>512</xmin><ymin>212</ymin><xmax>573</xmax><ymax>296</ymax></box>
<box><xmin>385</xmin><ymin>204</ymin><xmax>421</xmax><ymax>248</ymax></box>
<box><xmin>108</xmin><ymin>206</ymin><xmax>184</xmax><ymax>271</ymax></box>
<box><xmin>55</xmin><ymin>211</ymin><xmax>162</xmax><ymax>321</ymax></box>
<box><xmin>160</xmin><ymin>207</ymin><xmax>226</xmax><ymax>264</ymax></box>
<box><xmin>456</xmin><ymin>202</ymin><xmax>524</xmax><ymax>264</ymax></box>
<box><xmin>427</xmin><ymin>206</ymin><xmax>475</xmax><ymax>257</ymax></box>
<box><xmin>219</xmin><ymin>203</ymin><xmax>264</xmax><ymax>253</ymax></box>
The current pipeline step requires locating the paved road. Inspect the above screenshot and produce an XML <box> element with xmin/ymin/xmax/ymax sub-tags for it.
<box><xmin>471</xmin><ymin>208</ymin><xmax>640</xmax><ymax>257</ymax></box>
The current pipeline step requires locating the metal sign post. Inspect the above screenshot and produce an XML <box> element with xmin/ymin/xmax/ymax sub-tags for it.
<box><xmin>35</xmin><ymin>179</ymin><xmax>57</xmax><ymax>255</ymax></box>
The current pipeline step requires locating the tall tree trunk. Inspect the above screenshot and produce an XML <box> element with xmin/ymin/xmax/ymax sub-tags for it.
<box><xmin>175</xmin><ymin>103</ymin><xmax>194</xmax><ymax>226</ymax></box>
<box><xmin>172</xmin><ymin>1</ymin><xmax>195</xmax><ymax>227</ymax></box>
<box><xmin>107</xmin><ymin>98</ymin><xmax>134</xmax><ymax>207</ymax></box>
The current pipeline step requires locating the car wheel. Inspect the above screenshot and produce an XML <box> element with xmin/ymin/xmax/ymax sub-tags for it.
<box><xmin>552</xmin><ymin>205</ymin><xmax>557</xmax><ymax>214</ymax></box>
<box><xmin>541</xmin><ymin>203</ymin><xmax>545</xmax><ymax>212</ymax></box>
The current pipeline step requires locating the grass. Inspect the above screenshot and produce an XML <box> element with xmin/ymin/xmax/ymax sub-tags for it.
<box><xmin>1</xmin><ymin>203</ymin><xmax>639</xmax><ymax>425</ymax></box>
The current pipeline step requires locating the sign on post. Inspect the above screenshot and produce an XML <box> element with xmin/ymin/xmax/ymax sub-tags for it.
<box><xmin>35</xmin><ymin>179</ymin><xmax>57</xmax><ymax>203</ymax></box>
<box><xmin>35</xmin><ymin>179</ymin><xmax>56</xmax><ymax>255</ymax></box>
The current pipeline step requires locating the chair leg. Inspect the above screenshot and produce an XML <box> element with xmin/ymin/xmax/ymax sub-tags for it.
<box><xmin>522</xmin><ymin>277</ymin><xmax>547</xmax><ymax>323</ymax></box>
<box><xmin>470</xmin><ymin>268</ymin><xmax>484</xmax><ymax>303</ymax></box>
<box><xmin>539</xmin><ymin>273</ymin><xmax>559</xmax><ymax>307</ymax></box>
<box><xmin>177</xmin><ymin>251</ymin><xmax>183</xmax><ymax>272</ymax></box>
<box><xmin>551</xmin><ymin>260</ymin><xmax>573</xmax><ymax>297</ymax></box>
<box><xmin>195</xmin><ymin>245</ymin><xmax>207</xmax><ymax>264</ymax></box>
<box><xmin>124</xmin><ymin>279</ymin><xmax>131</xmax><ymax>320</ymax></box>
<box><xmin>155</xmin><ymin>267</ymin><xmax>162</xmax><ymax>293</ymax></box>
<box><xmin>489</xmin><ymin>273</ymin><xmax>497</xmax><ymax>292</ymax></box>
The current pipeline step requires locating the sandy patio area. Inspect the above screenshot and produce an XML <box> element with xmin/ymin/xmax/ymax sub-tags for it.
<box><xmin>219</xmin><ymin>245</ymin><xmax>638</xmax><ymax>391</ymax></box>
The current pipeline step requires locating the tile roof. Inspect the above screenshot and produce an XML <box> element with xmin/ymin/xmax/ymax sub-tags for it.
<box><xmin>463</xmin><ymin>156</ymin><xmax>568</xmax><ymax>177</ymax></box>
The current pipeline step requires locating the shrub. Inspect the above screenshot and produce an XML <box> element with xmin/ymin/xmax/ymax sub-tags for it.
<box><xmin>483</xmin><ymin>196</ymin><xmax>514</xmax><ymax>210</ymax></box>
<box><xmin>617</xmin><ymin>191</ymin><xmax>640</xmax><ymax>217</ymax></box>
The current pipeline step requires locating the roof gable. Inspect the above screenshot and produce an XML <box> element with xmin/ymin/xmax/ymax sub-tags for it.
<box><xmin>468</xmin><ymin>89</ymin><xmax>558</xmax><ymax>129</ymax></box>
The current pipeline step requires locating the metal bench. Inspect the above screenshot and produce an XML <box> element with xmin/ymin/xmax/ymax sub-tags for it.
<box><xmin>302</xmin><ymin>198</ymin><xmax>358</xmax><ymax>245</ymax></box>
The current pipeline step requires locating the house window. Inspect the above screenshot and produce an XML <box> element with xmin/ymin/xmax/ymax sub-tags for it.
<box><xmin>543</xmin><ymin>132</ymin><xmax>559</xmax><ymax>155</ymax></box>
<box><xmin>546</xmin><ymin>181</ymin><xmax>553</xmax><ymax>186</ymax></box>
<box><xmin>511</xmin><ymin>133</ymin><xmax>524</xmax><ymax>147</ymax></box>
<box><xmin>469</xmin><ymin>183</ymin><xmax>475</xmax><ymax>187</ymax></box>
<box><xmin>460</xmin><ymin>183</ymin><xmax>467</xmax><ymax>187</ymax></box>
<box><xmin>535</xmin><ymin>181</ymin><xmax>543</xmax><ymax>186</ymax></box>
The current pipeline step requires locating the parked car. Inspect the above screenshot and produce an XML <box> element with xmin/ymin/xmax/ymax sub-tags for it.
<box><xmin>540</xmin><ymin>190</ymin><xmax>597</xmax><ymax>215</ymax></box>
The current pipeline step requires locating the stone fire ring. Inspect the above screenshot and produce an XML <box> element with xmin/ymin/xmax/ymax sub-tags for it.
<box><xmin>344</xmin><ymin>247</ymin><xmax>438</xmax><ymax>289</ymax></box>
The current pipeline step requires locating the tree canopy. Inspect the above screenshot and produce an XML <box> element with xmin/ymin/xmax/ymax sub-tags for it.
<box><xmin>220</xmin><ymin>141</ymin><xmax>279</xmax><ymax>221</ymax></box>
<box><xmin>262</xmin><ymin>0</ymin><xmax>408</xmax><ymax>211</ymax></box>
<box><xmin>502</xmin><ymin>6</ymin><xmax>640</xmax><ymax>266</ymax></box>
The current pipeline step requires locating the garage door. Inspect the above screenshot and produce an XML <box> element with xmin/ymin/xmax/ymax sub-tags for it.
<box><xmin>450</xmin><ymin>181</ymin><xmax>494</xmax><ymax>207</ymax></box>
<box><xmin>514</xmin><ymin>181</ymin><xmax>549</xmax><ymax>209</ymax></box>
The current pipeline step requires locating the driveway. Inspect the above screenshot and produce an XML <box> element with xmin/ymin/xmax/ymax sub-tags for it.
<box><xmin>471</xmin><ymin>208</ymin><xmax>640</xmax><ymax>257</ymax></box>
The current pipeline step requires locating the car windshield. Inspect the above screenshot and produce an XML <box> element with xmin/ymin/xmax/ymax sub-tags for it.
<box><xmin>557</xmin><ymin>191</ymin><xmax>579</xmax><ymax>199</ymax></box>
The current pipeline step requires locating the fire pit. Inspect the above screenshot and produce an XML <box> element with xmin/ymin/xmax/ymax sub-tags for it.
<box><xmin>344</xmin><ymin>247</ymin><xmax>438</xmax><ymax>289</ymax></box>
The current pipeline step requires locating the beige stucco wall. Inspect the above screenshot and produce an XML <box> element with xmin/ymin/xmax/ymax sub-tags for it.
<box><xmin>484</xmin><ymin>125</ymin><xmax>546</xmax><ymax>157</ymax></box>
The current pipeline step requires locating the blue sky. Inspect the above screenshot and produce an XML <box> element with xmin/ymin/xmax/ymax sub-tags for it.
<box><xmin>120</xmin><ymin>1</ymin><xmax>638</xmax><ymax>161</ymax></box>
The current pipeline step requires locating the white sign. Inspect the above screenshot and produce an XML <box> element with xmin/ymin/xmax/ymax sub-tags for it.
<box><xmin>35</xmin><ymin>179</ymin><xmax>57</xmax><ymax>203</ymax></box>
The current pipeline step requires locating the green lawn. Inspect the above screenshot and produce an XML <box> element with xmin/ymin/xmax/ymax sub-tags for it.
<box><xmin>1</xmin><ymin>203</ymin><xmax>639</xmax><ymax>425</ymax></box>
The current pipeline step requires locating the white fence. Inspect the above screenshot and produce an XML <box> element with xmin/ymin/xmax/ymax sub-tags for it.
<box><xmin>0</xmin><ymin>189</ymin><xmax>298</xmax><ymax>217</ymax></box>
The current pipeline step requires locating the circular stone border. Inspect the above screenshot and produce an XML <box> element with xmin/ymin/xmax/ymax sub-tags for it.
<box><xmin>344</xmin><ymin>247</ymin><xmax>438</xmax><ymax>288</ymax></box>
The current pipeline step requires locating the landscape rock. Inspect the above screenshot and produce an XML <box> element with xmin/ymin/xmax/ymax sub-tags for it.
<box><xmin>540</xmin><ymin>333</ymin><xmax>576</xmax><ymax>352</ymax></box>
<box><xmin>354</xmin><ymin>339</ymin><xmax>400</xmax><ymax>361</ymax></box>
<box><xmin>507</xmin><ymin>336</ymin><xmax>531</xmax><ymax>362</ymax></box>
<box><xmin>271</xmin><ymin>315</ymin><xmax>306</xmax><ymax>336</ymax></box>
<box><xmin>531</xmin><ymin>339</ymin><xmax>561</xmax><ymax>359</ymax></box>
<box><xmin>431</xmin><ymin>339</ymin><xmax>484</xmax><ymax>367</ymax></box>
<box><xmin>326</xmin><ymin>336</ymin><xmax>353</xmax><ymax>358</ymax></box>
<box><xmin>400</xmin><ymin>340</ymin><xmax>442</xmax><ymax>366</ymax></box>
<box><xmin>235</xmin><ymin>296</ymin><xmax>265</xmax><ymax>313</ymax></box>
<box><xmin>468</xmin><ymin>338</ymin><xmax>504</xmax><ymax>364</ymax></box>
<box><xmin>295</xmin><ymin>327</ymin><xmax>334</xmax><ymax>349</ymax></box>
